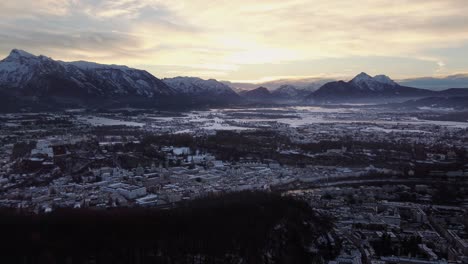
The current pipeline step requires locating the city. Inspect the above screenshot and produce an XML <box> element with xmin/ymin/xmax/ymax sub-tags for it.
<box><xmin>1</xmin><ymin>106</ymin><xmax>467</xmax><ymax>263</ymax></box>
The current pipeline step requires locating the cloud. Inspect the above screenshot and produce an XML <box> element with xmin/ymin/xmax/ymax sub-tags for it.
<box><xmin>0</xmin><ymin>0</ymin><xmax>468</xmax><ymax>80</ymax></box>
<box><xmin>0</xmin><ymin>1</ymin><xmax>71</xmax><ymax>17</ymax></box>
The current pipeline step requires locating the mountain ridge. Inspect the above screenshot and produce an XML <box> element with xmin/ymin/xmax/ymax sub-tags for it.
<box><xmin>306</xmin><ymin>72</ymin><xmax>468</xmax><ymax>102</ymax></box>
<box><xmin>0</xmin><ymin>49</ymin><xmax>242</xmax><ymax>111</ymax></box>
<box><xmin>0</xmin><ymin>49</ymin><xmax>174</xmax><ymax>98</ymax></box>
<box><xmin>163</xmin><ymin>76</ymin><xmax>239</xmax><ymax>97</ymax></box>
<box><xmin>2</xmin><ymin>49</ymin><xmax>468</xmax><ymax>110</ymax></box>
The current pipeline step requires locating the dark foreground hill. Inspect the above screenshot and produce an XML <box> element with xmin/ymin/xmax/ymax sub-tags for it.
<box><xmin>0</xmin><ymin>191</ymin><xmax>335</xmax><ymax>264</ymax></box>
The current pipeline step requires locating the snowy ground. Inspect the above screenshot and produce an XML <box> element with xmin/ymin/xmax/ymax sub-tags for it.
<box><xmin>76</xmin><ymin>106</ymin><xmax>468</xmax><ymax>132</ymax></box>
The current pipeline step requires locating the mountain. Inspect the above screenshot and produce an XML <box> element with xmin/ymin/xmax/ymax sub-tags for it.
<box><xmin>350</xmin><ymin>73</ymin><xmax>398</xmax><ymax>91</ymax></box>
<box><xmin>221</xmin><ymin>81</ymin><xmax>259</xmax><ymax>91</ymax></box>
<box><xmin>0</xmin><ymin>49</ymin><xmax>179</xmax><ymax>110</ymax></box>
<box><xmin>3</xmin><ymin>49</ymin><xmax>467</xmax><ymax>110</ymax></box>
<box><xmin>232</xmin><ymin>83</ymin><xmax>312</xmax><ymax>103</ymax></box>
<box><xmin>398</xmin><ymin>74</ymin><xmax>468</xmax><ymax>90</ymax></box>
<box><xmin>0</xmin><ymin>49</ymin><xmax>248</xmax><ymax>111</ymax></box>
<box><xmin>264</xmin><ymin>77</ymin><xmax>337</xmax><ymax>92</ymax></box>
<box><xmin>271</xmin><ymin>85</ymin><xmax>310</xmax><ymax>100</ymax></box>
<box><xmin>239</xmin><ymin>86</ymin><xmax>275</xmax><ymax>102</ymax></box>
<box><xmin>239</xmin><ymin>86</ymin><xmax>310</xmax><ymax>104</ymax></box>
<box><xmin>223</xmin><ymin>77</ymin><xmax>336</xmax><ymax>92</ymax></box>
<box><xmin>307</xmin><ymin>72</ymin><xmax>447</xmax><ymax>102</ymax></box>
<box><xmin>4</xmin><ymin>49</ymin><xmax>269</xmax><ymax>111</ymax></box>
<box><xmin>0</xmin><ymin>49</ymin><xmax>173</xmax><ymax>98</ymax></box>
<box><xmin>162</xmin><ymin>77</ymin><xmax>240</xmax><ymax>103</ymax></box>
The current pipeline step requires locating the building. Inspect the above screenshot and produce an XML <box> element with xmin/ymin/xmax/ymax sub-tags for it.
<box><xmin>105</xmin><ymin>183</ymin><xmax>147</xmax><ymax>200</ymax></box>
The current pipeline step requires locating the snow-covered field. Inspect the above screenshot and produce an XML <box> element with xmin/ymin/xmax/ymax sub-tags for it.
<box><xmin>79</xmin><ymin>116</ymin><xmax>145</xmax><ymax>127</ymax></box>
<box><xmin>77</xmin><ymin>106</ymin><xmax>468</xmax><ymax>132</ymax></box>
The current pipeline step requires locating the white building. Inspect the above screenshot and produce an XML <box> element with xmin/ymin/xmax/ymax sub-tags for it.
<box><xmin>31</xmin><ymin>140</ymin><xmax>54</xmax><ymax>157</ymax></box>
<box><xmin>105</xmin><ymin>183</ymin><xmax>147</xmax><ymax>200</ymax></box>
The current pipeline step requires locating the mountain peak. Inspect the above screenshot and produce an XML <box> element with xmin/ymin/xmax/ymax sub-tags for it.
<box><xmin>240</xmin><ymin>86</ymin><xmax>272</xmax><ymax>98</ymax></box>
<box><xmin>255</xmin><ymin>86</ymin><xmax>269</xmax><ymax>92</ymax></box>
<box><xmin>373</xmin><ymin>74</ymin><xmax>397</xmax><ymax>86</ymax></box>
<box><xmin>351</xmin><ymin>72</ymin><xmax>373</xmax><ymax>81</ymax></box>
<box><xmin>8</xmin><ymin>49</ymin><xmax>37</xmax><ymax>59</ymax></box>
<box><xmin>0</xmin><ymin>49</ymin><xmax>175</xmax><ymax>98</ymax></box>
<box><xmin>349</xmin><ymin>72</ymin><xmax>398</xmax><ymax>91</ymax></box>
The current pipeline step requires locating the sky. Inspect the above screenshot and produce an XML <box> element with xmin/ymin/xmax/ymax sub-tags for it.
<box><xmin>1</xmin><ymin>0</ymin><xmax>468</xmax><ymax>82</ymax></box>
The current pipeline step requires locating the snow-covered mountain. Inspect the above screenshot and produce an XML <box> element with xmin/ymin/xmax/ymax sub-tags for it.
<box><xmin>223</xmin><ymin>77</ymin><xmax>336</xmax><ymax>92</ymax></box>
<box><xmin>163</xmin><ymin>77</ymin><xmax>239</xmax><ymax>98</ymax></box>
<box><xmin>349</xmin><ymin>72</ymin><xmax>397</xmax><ymax>91</ymax></box>
<box><xmin>271</xmin><ymin>85</ymin><xmax>310</xmax><ymax>99</ymax></box>
<box><xmin>3</xmin><ymin>49</ymin><xmax>467</xmax><ymax>110</ymax></box>
<box><xmin>373</xmin><ymin>74</ymin><xmax>398</xmax><ymax>86</ymax></box>
<box><xmin>0</xmin><ymin>49</ymin><xmax>173</xmax><ymax>99</ymax></box>
<box><xmin>307</xmin><ymin>72</ymin><xmax>468</xmax><ymax>102</ymax></box>
<box><xmin>237</xmin><ymin>85</ymin><xmax>314</xmax><ymax>104</ymax></box>
<box><xmin>239</xmin><ymin>87</ymin><xmax>273</xmax><ymax>100</ymax></box>
<box><xmin>309</xmin><ymin>72</ymin><xmax>427</xmax><ymax>101</ymax></box>
<box><xmin>0</xmin><ymin>49</ymin><xmax>78</xmax><ymax>90</ymax></box>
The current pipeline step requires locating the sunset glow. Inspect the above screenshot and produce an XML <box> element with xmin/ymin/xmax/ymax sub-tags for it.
<box><xmin>1</xmin><ymin>0</ymin><xmax>468</xmax><ymax>81</ymax></box>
